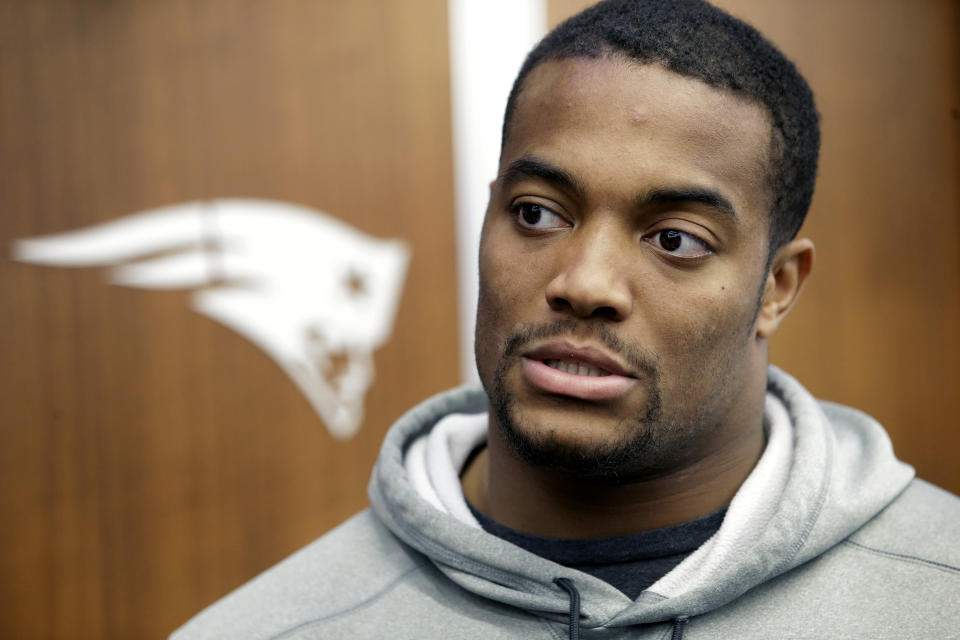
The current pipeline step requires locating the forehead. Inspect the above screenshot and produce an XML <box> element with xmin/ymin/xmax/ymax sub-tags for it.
<box><xmin>504</xmin><ymin>57</ymin><xmax>775</xmax><ymax>219</ymax></box>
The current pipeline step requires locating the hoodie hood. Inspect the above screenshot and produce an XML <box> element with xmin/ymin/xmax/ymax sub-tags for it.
<box><xmin>368</xmin><ymin>366</ymin><xmax>914</xmax><ymax>629</ymax></box>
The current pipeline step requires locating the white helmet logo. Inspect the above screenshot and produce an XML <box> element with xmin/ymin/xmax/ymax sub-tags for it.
<box><xmin>12</xmin><ymin>199</ymin><xmax>410</xmax><ymax>440</ymax></box>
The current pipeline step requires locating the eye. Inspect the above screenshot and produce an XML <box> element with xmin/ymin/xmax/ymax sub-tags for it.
<box><xmin>512</xmin><ymin>202</ymin><xmax>570</xmax><ymax>231</ymax></box>
<box><xmin>647</xmin><ymin>229</ymin><xmax>712</xmax><ymax>258</ymax></box>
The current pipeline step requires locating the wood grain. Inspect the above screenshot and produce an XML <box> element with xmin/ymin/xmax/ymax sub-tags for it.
<box><xmin>0</xmin><ymin>1</ymin><xmax>458</xmax><ymax>637</ymax></box>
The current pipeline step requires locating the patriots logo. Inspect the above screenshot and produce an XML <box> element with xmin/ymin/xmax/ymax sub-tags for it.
<box><xmin>12</xmin><ymin>199</ymin><xmax>410</xmax><ymax>440</ymax></box>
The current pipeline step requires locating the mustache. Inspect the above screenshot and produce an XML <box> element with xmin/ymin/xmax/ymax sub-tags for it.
<box><xmin>502</xmin><ymin>318</ymin><xmax>660</xmax><ymax>377</ymax></box>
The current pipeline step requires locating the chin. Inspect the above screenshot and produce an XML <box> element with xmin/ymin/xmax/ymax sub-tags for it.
<box><xmin>490</xmin><ymin>370</ymin><xmax>666</xmax><ymax>480</ymax></box>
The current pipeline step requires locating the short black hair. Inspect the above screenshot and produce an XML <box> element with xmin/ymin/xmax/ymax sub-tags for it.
<box><xmin>502</xmin><ymin>0</ymin><xmax>819</xmax><ymax>253</ymax></box>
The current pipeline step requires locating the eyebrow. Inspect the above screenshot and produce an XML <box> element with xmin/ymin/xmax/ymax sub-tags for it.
<box><xmin>639</xmin><ymin>187</ymin><xmax>737</xmax><ymax>218</ymax></box>
<box><xmin>499</xmin><ymin>155</ymin><xmax>737</xmax><ymax>218</ymax></box>
<box><xmin>499</xmin><ymin>156</ymin><xmax>586</xmax><ymax>200</ymax></box>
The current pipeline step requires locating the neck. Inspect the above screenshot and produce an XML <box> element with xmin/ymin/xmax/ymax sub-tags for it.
<box><xmin>461</xmin><ymin>408</ymin><xmax>765</xmax><ymax>539</ymax></box>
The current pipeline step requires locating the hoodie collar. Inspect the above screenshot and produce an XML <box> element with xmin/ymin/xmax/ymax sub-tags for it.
<box><xmin>368</xmin><ymin>367</ymin><xmax>914</xmax><ymax>627</ymax></box>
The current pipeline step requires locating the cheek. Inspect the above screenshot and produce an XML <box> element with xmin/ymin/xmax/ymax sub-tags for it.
<box><xmin>478</xmin><ymin>232</ymin><xmax>550</xmax><ymax>320</ymax></box>
<box><xmin>475</xmin><ymin>242</ymin><xmax>528</xmax><ymax>378</ymax></box>
<box><xmin>649</xmin><ymin>282</ymin><xmax>760</xmax><ymax>386</ymax></box>
<box><xmin>478</xmin><ymin>244</ymin><xmax>515</xmax><ymax>323</ymax></box>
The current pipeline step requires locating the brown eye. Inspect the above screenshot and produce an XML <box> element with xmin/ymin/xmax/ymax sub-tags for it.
<box><xmin>521</xmin><ymin>203</ymin><xmax>543</xmax><ymax>225</ymax></box>
<box><xmin>513</xmin><ymin>202</ymin><xmax>570</xmax><ymax>230</ymax></box>
<box><xmin>649</xmin><ymin>229</ymin><xmax>712</xmax><ymax>258</ymax></box>
<box><xmin>660</xmin><ymin>229</ymin><xmax>682</xmax><ymax>251</ymax></box>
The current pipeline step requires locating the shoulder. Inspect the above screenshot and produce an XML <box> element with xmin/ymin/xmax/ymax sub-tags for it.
<box><xmin>699</xmin><ymin>480</ymin><xmax>960</xmax><ymax>637</ymax></box>
<box><xmin>845</xmin><ymin>478</ymin><xmax>960</xmax><ymax>572</ymax></box>
<box><xmin>169</xmin><ymin>510</ymin><xmax>428</xmax><ymax>640</ymax></box>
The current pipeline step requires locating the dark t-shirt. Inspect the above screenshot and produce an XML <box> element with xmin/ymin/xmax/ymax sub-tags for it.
<box><xmin>467</xmin><ymin>502</ymin><xmax>726</xmax><ymax>600</ymax></box>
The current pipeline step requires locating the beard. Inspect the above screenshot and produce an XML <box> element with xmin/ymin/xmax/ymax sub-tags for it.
<box><xmin>484</xmin><ymin>318</ymin><xmax>679</xmax><ymax>482</ymax></box>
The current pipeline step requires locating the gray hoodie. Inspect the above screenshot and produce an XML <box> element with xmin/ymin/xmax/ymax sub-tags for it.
<box><xmin>171</xmin><ymin>367</ymin><xmax>960</xmax><ymax>639</ymax></box>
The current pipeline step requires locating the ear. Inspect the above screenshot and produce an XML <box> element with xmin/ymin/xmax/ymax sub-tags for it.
<box><xmin>755</xmin><ymin>238</ymin><xmax>815</xmax><ymax>339</ymax></box>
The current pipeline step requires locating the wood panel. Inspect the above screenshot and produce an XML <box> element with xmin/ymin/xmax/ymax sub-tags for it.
<box><xmin>0</xmin><ymin>1</ymin><xmax>458</xmax><ymax>638</ymax></box>
<box><xmin>549</xmin><ymin>0</ymin><xmax>960</xmax><ymax>493</ymax></box>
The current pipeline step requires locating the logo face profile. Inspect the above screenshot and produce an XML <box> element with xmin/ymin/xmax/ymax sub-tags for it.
<box><xmin>12</xmin><ymin>199</ymin><xmax>410</xmax><ymax>440</ymax></box>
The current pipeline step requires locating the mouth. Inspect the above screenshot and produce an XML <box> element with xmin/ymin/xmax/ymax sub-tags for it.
<box><xmin>520</xmin><ymin>342</ymin><xmax>637</xmax><ymax>401</ymax></box>
<box><xmin>541</xmin><ymin>359</ymin><xmax>612</xmax><ymax>377</ymax></box>
<box><xmin>524</xmin><ymin>342</ymin><xmax>633</xmax><ymax>376</ymax></box>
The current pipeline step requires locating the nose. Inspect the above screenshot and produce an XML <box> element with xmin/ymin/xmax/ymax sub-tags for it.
<box><xmin>544</xmin><ymin>225</ymin><xmax>633</xmax><ymax>321</ymax></box>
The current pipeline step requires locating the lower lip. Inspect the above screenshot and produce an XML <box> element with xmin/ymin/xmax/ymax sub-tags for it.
<box><xmin>521</xmin><ymin>357</ymin><xmax>636</xmax><ymax>401</ymax></box>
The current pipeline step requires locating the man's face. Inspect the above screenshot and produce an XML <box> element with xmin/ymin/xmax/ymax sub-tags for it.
<box><xmin>475</xmin><ymin>57</ymin><xmax>777</xmax><ymax>478</ymax></box>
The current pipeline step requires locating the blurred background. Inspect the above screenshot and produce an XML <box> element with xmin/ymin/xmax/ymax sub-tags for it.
<box><xmin>1</xmin><ymin>1</ymin><xmax>957</xmax><ymax>637</ymax></box>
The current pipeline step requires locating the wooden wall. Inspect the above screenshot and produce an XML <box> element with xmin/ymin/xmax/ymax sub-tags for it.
<box><xmin>550</xmin><ymin>0</ymin><xmax>960</xmax><ymax>492</ymax></box>
<box><xmin>0</xmin><ymin>1</ymin><xmax>459</xmax><ymax>638</ymax></box>
<box><xmin>1</xmin><ymin>1</ymin><xmax>957</xmax><ymax>638</ymax></box>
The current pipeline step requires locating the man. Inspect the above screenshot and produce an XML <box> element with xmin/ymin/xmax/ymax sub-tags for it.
<box><xmin>172</xmin><ymin>1</ymin><xmax>960</xmax><ymax>638</ymax></box>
